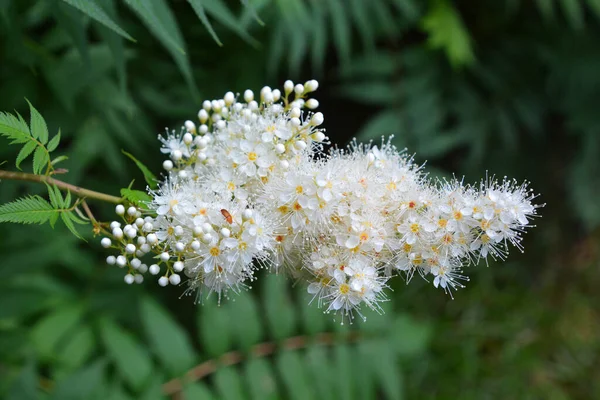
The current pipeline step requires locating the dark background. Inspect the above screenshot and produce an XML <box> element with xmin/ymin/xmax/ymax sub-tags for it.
<box><xmin>1</xmin><ymin>0</ymin><xmax>599</xmax><ymax>399</ymax></box>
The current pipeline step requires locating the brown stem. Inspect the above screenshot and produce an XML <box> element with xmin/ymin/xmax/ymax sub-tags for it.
<box><xmin>161</xmin><ymin>331</ymin><xmax>359</xmax><ymax>397</ymax></box>
<box><xmin>81</xmin><ymin>200</ymin><xmax>97</xmax><ymax>223</ymax></box>
<box><xmin>0</xmin><ymin>169</ymin><xmax>122</xmax><ymax>204</ymax></box>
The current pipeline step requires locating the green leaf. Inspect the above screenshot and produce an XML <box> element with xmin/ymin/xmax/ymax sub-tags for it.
<box><xmin>30</xmin><ymin>303</ymin><xmax>85</xmax><ymax>358</ymax></box>
<box><xmin>140</xmin><ymin>297</ymin><xmax>196</xmax><ymax>375</ymax></box>
<box><xmin>50</xmin><ymin>359</ymin><xmax>106</xmax><ymax>400</ymax></box>
<box><xmin>535</xmin><ymin>0</ymin><xmax>555</xmax><ymax>20</ymax></box>
<box><xmin>263</xmin><ymin>274</ymin><xmax>296</xmax><ymax>340</ymax></box>
<box><xmin>327</xmin><ymin>0</ymin><xmax>351</xmax><ymax>66</ymax></box>
<box><xmin>357</xmin><ymin>109</ymin><xmax>402</xmax><ymax>142</ymax></box>
<box><xmin>229</xmin><ymin>291</ymin><xmax>263</xmax><ymax>350</ymax></box>
<box><xmin>26</xmin><ymin>100</ymin><xmax>48</xmax><ymax>144</ymax></box>
<box><xmin>244</xmin><ymin>358</ymin><xmax>279</xmax><ymax>400</ymax></box>
<box><xmin>54</xmin><ymin>2</ymin><xmax>91</xmax><ymax>66</ymax></box>
<box><xmin>57</xmin><ymin>325</ymin><xmax>95</xmax><ymax>370</ymax></box>
<box><xmin>32</xmin><ymin>146</ymin><xmax>48</xmax><ymax>174</ymax></box>
<box><xmin>100</xmin><ymin>318</ymin><xmax>153</xmax><ymax>391</ymax></box>
<box><xmin>0</xmin><ymin>195</ymin><xmax>57</xmax><ymax>225</ymax></box>
<box><xmin>0</xmin><ymin>110</ymin><xmax>30</xmax><ymax>144</ymax></box>
<box><xmin>47</xmin><ymin>130</ymin><xmax>61</xmax><ymax>152</ymax></box>
<box><xmin>559</xmin><ymin>0</ymin><xmax>584</xmax><ymax>30</ymax></box>
<box><xmin>182</xmin><ymin>382</ymin><xmax>215</xmax><ymax>400</ymax></box>
<box><xmin>6</xmin><ymin>358</ymin><xmax>38</xmax><ymax>400</ymax></box>
<box><xmin>61</xmin><ymin>212</ymin><xmax>85</xmax><ymax>240</ymax></box>
<box><xmin>214</xmin><ymin>366</ymin><xmax>248</xmax><ymax>400</ymax></box>
<box><xmin>340</xmin><ymin>82</ymin><xmax>398</xmax><ymax>106</ymax></box>
<box><xmin>51</xmin><ymin>155</ymin><xmax>69</xmax><ymax>166</ymax></box>
<box><xmin>305</xmin><ymin>345</ymin><xmax>335</xmax><ymax>400</ymax></box>
<box><xmin>276</xmin><ymin>350</ymin><xmax>316</xmax><ymax>400</ymax></box>
<box><xmin>187</xmin><ymin>0</ymin><xmax>223</xmax><ymax>46</ymax></box>
<box><xmin>240</xmin><ymin>0</ymin><xmax>264</xmax><ymax>26</ymax></box>
<box><xmin>61</xmin><ymin>0</ymin><xmax>136</xmax><ymax>41</ymax></box>
<box><xmin>199</xmin><ymin>297</ymin><xmax>232</xmax><ymax>357</ymax></box>
<box><xmin>120</xmin><ymin>188</ymin><xmax>152</xmax><ymax>206</ymax></box>
<box><xmin>122</xmin><ymin>150</ymin><xmax>158</xmax><ymax>189</ymax></box>
<box><xmin>202</xmin><ymin>0</ymin><xmax>259</xmax><ymax>47</ymax></box>
<box><xmin>421</xmin><ymin>0</ymin><xmax>475</xmax><ymax>68</ymax></box>
<box><xmin>15</xmin><ymin>141</ymin><xmax>37</xmax><ymax>170</ymax></box>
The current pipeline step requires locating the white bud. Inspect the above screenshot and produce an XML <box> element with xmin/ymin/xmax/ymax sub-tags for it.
<box><xmin>260</xmin><ymin>86</ymin><xmax>272</xmax><ymax>99</ymax></box>
<box><xmin>134</xmin><ymin>274</ymin><xmax>144</xmax><ymax>284</ymax></box>
<box><xmin>143</xmin><ymin>222</ymin><xmax>154</xmax><ymax>232</ymax></box>
<box><xmin>290</xmin><ymin>117</ymin><xmax>301</xmax><ymax>127</ymax></box>
<box><xmin>125</xmin><ymin>244</ymin><xmax>136</xmax><ymax>254</ymax></box>
<box><xmin>224</xmin><ymin>91</ymin><xmax>235</xmax><ymax>105</ymax></box>
<box><xmin>306</xmin><ymin>99</ymin><xmax>319</xmax><ymax>109</ymax></box>
<box><xmin>169</xmin><ymin>274</ymin><xmax>181</xmax><ymax>285</ymax></box>
<box><xmin>212</xmin><ymin>100</ymin><xmax>222</xmax><ymax>112</ymax></box>
<box><xmin>158</xmin><ymin>276</ymin><xmax>169</xmax><ymax>287</ymax></box>
<box><xmin>135</xmin><ymin>250</ymin><xmax>144</xmax><ymax>258</ymax></box>
<box><xmin>140</xmin><ymin>243</ymin><xmax>151</xmax><ymax>253</ymax></box>
<box><xmin>280</xmin><ymin>160</ymin><xmax>290</xmax><ymax>169</ymax></box>
<box><xmin>272</xmin><ymin>89</ymin><xmax>281</xmax><ymax>101</ymax></box>
<box><xmin>184</xmin><ymin>120</ymin><xmax>196</xmax><ymax>133</ymax></box>
<box><xmin>137</xmin><ymin>236</ymin><xmax>146</xmax><ymax>245</ymax></box>
<box><xmin>216</xmin><ymin>120</ymin><xmax>226</xmax><ymax>130</ymax></box>
<box><xmin>233</xmin><ymin>103</ymin><xmax>243</xmax><ymax>112</ymax></box>
<box><xmin>284</xmin><ymin>80</ymin><xmax>294</xmax><ymax>93</ymax></box>
<box><xmin>106</xmin><ymin>255</ymin><xmax>116</xmax><ymax>265</ymax></box>
<box><xmin>183</xmin><ymin>132</ymin><xmax>193</xmax><ymax>145</ymax></box>
<box><xmin>220</xmin><ymin>228</ymin><xmax>231</xmax><ymax>237</ymax></box>
<box><xmin>124</xmin><ymin>274</ymin><xmax>135</xmax><ymax>284</ymax></box>
<box><xmin>172</xmin><ymin>149</ymin><xmax>183</xmax><ymax>161</ymax></box>
<box><xmin>131</xmin><ymin>258</ymin><xmax>142</xmax><ymax>269</ymax></box>
<box><xmin>138</xmin><ymin>264</ymin><xmax>148</xmax><ymax>273</ymax></box>
<box><xmin>311</xmin><ymin>112</ymin><xmax>324</xmax><ymax>126</ymax></box>
<box><xmin>101</xmin><ymin>238</ymin><xmax>112</xmax><ymax>248</ymax></box>
<box><xmin>135</xmin><ymin>218</ymin><xmax>144</xmax><ymax>227</ymax></box>
<box><xmin>291</xmin><ymin>107</ymin><xmax>301</xmax><ymax>118</ymax></box>
<box><xmin>242</xmin><ymin>209</ymin><xmax>253</xmax><ymax>221</ymax></box>
<box><xmin>198</xmin><ymin>109</ymin><xmax>209</xmax><ymax>123</ymax></box>
<box><xmin>313</xmin><ymin>131</ymin><xmax>326</xmax><ymax>142</ymax></box>
<box><xmin>146</xmin><ymin>233</ymin><xmax>158</xmax><ymax>244</ymax></box>
<box><xmin>199</xmin><ymin>124</ymin><xmax>208</xmax><ymax>134</ymax></box>
<box><xmin>294</xmin><ymin>84</ymin><xmax>304</xmax><ymax>94</ymax></box>
<box><xmin>202</xmin><ymin>222</ymin><xmax>213</xmax><ymax>232</ymax></box>
<box><xmin>174</xmin><ymin>226</ymin><xmax>184</xmax><ymax>236</ymax></box>
<box><xmin>112</xmin><ymin>227</ymin><xmax>123</xmax><ymax>239</ymax></box>
<box><xmin>115</xmin><ymin>204</ymin><xmax>125</xmax><ymax>216</ymax></box>
<box><xmin>191</xmin><ymin>240</ymin><xmax>201</xmax><ymax>250</ymax></box>
<box><xmin>202</xmin><ymin>100</ymin><xmax>212</xmax><ymax>111</ymax></box>
<box><xmin>244</xmin><ymin>89</ymin><xmax>254</xmax><ymax>102</ymax></box>
<box><xmin>201</xmin><ymin>233</ymin><xmax>213</xmax><ymax>244</ymax></box>
<box><xmin>248</xmin><ymin>100</ymin><xmax>258</xmax><ymax>111</ymax></box>
<box><xmin>193</xmin><ymin>226</ymin><xmax>203</xmax><ymax>236</ymax></box>
<box><xmin>125</xmin><ymin>228</ymin><xmax>137</xmax><ymax>239</ymax></box>
<box><xmin>110</xmin><ymin>221</ymin><xmax>121</xmax><ymax>230</ymax></box>
<box><xmin>163</xmin><ymin>160</ymin><xmax>174</xmax><ymax>171</ymax></box>
<box><xmin>295</xmin><ymin>140</ymin><xmax>307</xmax><ymax>150</ymax></box>
<box><xmin>275</xmin><ymin>143</ymin><xmax>286</xmax><ymax>154</ymax></box>
<box><xmin>149</xmin><ymin>264</ymin><xmax>160</xmax><ymax>275</ymax></box>
<box><xmin>116</xmin><ymin>255</ymin><xmax>127</xmax><ymax>267</ymax></box>
<box><xmin>305</xmin><ymin>79</ymin><xmax>319</xmax><ymax>92</ymax></box>
<box><xmin>175</xmin><ymin>242</ymin><xmax>185</xmax><ymax>252</ymax></box>
<box><xmin>160</xmin><ymin>252</ymin><xmax>170</xmax><ymax>261</ymax></box>
<box><xmin>263</xmin><ymin>91</ymin><xmax>274</xmax><ymax>104</ymax></box>
<box><xmin>173</xmin><ymin>261</ymin><xmax>184</xmax><ymax>272</ymax></box>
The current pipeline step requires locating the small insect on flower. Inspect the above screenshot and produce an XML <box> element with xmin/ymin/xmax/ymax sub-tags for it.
<box><xmin>221</xmin><ymin>209</ymin><xmax>233</xmax><ymax>224</ymax></box>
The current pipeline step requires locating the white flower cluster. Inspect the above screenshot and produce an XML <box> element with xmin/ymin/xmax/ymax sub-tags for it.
<box><xmin>101</xmin><ymin>79</ymin><xmax>541</xmax><ymax>322</ymax></box>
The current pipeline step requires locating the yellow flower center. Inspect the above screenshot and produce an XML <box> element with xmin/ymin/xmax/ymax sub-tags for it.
<box><xmin>359</xmin><ymin>232</ymin><xmax>369</xmax><ymax>242</ymax></box>
<box><xmin>227</xmin><ymin>182</ymin><xmax>235</xmax><ymax>191</ymax></box>
<box><xmin>248</xmin><ymin>152</ymin><xmax>258</xmax><ymax>161</ymax></box>
<box><xmin>238</xmin><ymin>242</ymin><xmax>247</xmax><ymax>251</ymax></box>
<box><xmin>209</xmin><ymin>247</ymin><xmax>220</xmax><ymax>256</ymax></box>
<box><xmin>339</xmin><ymin>283</ymin><xmax>350</xmax><ymax>294</ymax></box>
<box><xmin>438</xmin><ymin>219</ymin><xmax>448</xmax><ymax>228</ymax></box>
<box><xmin>295</xmin><ymin>185</ymin><xmax>304</xmax><ymax>194</ymax></box>
<box><xmin>410</xmin><ymin>223</ymin><xmax>420</xmax><ymax>233</ymax></box>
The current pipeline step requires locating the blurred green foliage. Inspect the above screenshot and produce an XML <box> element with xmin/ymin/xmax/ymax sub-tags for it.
<box><xmin>1</xmin><ymin>0</ymin><xmax>599</xmax><ymax>398</ymax></box>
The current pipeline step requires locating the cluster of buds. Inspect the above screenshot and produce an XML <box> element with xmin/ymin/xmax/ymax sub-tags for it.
<box><xmin>101</xmin><ymin>79</ymin><xmax>541</xmax><ymax>322</ymax></box>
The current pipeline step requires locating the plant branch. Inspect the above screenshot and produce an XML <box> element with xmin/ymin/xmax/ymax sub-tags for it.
<box><xmin>161</xmin><ymin>331</ymin><xmax>360</xmax><ymax>397</ymax></box>
<box><xmin>0</xmin><ymin>169</ymin><xmax>122</xmax><ymax>204</ymax></box>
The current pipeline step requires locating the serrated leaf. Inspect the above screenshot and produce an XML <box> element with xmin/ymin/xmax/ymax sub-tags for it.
<box><xmin>240</xmin><ymin>0</ymin><xmax>264</xmax><ymax>26</ymax></box>
<box><xmin>0</xmin><ymin>195</ymin><xmax>57</xmax><ymax>225</ymax></box>
<box><xmin>55</xmin><ymin>2</ymin><xmax>91</xmax><ymax>65</ymax></box>
<box><xmin>51</xmin><ymin>155</ymin><xmax>69</xmax><ymax>166</ymax></box>
<box><xmin>182</xmin><ymin>382</ymin><xmax>215</xmax><ymax>400</ymax></box>
<box><xmin>100</xmin><ymin>318</ymin><xmax>153</xmax><ymax>391</ymax></box>
<box><xmin>26</xmin><ymin>100</ymin><xmax>48</xmax><ymax>144</ymax></box>
<box><xmin>328</xmin><ymin>0</ymin><xmax>351</xmax><ymax>66</ymax></box>
<box><xmin>140</xmin><ymin>297</ymin><xmax>196</xmax><ymax>375</ymax></box>
<box><xmin>61</xmin><ymin>212</ymin><xmax>85</xmax><ymax>240</ymax></box>
<box><xmin>47</xmin><ymin>130</ymin><xmax>61</xmax><ymax>152</ymax></box>
<box><xmin>57</xmin><ymin>325</ymin><xmax>95</xmax><ymax>370</ymax></box>
<box><xmin>0</xmin><ymin>111</ymin><xmax>30</xmax><ymax>144</ymax></box>
<box><xmin>421</xmin><ymin>0</ymin><xmax>475</xmax><ymax>68</ymax></box>
<box><xmin>49</xmin><ymin>359</ymin><xmax>106</xmax><ymax>400</ymax></box>
<box><xmin>32</xmin><ymin>146</ymin><xmax>48</xmax><ymax>174</ymax></box>
<box><xmin>15</xmin><ymin>141</ymin><xmax>37</xmax><ymax>170</ymax></box>
<box><xmin>122</xmin><ymin>150</ymin><xmax>157</xmax><ymax>189</ymax></box>
<box><xmin>120</xmin><ymin>188</ymin><xmax>152</xmax><ymax>206</ymax></box>
<box><xmin>30</xmin><ymin>303</ymin><xmax>85</xmax><ymax>358</ymax></box>
<box><xmin>244</xmin><ymin>358</ymin><xmax>279</xmax><ymax>400</ymax></box>
<box><xmin>61</xmin><ymin>0</ymin><xmax>135</xmax><ymax>41</ymax></box>
<box><xmin>187</xmin><ymin>0</ymin><xmax>223</xmax><ymax>46</ymax></box>
<box><xmin>214</xmin><ymin>366</ymin><xmax>248</xmax><ymax>400</ymax></box>
<box><xmin>199</xmin><ymin>297</ymin><xmax>232</xmax><ymax>357</ymax></box>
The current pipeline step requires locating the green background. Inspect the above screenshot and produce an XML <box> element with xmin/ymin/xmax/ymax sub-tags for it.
<box><xmin>1</xmin><ymin>0</ymin><xmax>599</xmax><ymax>399</ymax></box>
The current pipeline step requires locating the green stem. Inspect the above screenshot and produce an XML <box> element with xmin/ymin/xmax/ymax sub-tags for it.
<box><xmin>0</xmin><ymin>169</ymin><xmax>123</xmax><ymax>204</ymax></box>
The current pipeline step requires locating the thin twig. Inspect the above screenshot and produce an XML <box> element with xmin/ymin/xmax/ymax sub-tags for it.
<box><xmin>0</xmin><ymin>169</ymin><xmax>122</xmax><ymax>204</ymax></box>
<box><xmin>161</xmin><ymin>331</ymin><xmax>360</xmax><ymax>397</ymax></box>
